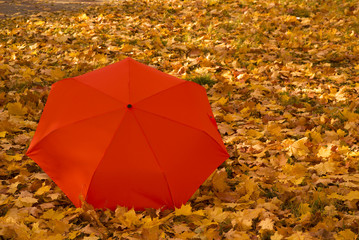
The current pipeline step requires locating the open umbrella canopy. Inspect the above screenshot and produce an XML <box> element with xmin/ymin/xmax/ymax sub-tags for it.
<box><xmin>26</xmin><ymin>57</ymin><xmax>229</xmax><ymax>210</ymax></box>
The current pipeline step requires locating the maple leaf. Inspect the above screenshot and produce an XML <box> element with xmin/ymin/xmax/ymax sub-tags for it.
<box><xmin>289</xmin><ymin>137</ymin><xmax>310</xmax><ymax>159</ymax></box>
<box><xmin>328</xmin><ymin>191</ymin><xmax>359</xmax><ymax>201</ymax></box>
<box><xmin>83</xmin><ymin>236</ymin><xmax>100</xmax><ymax>240</ymax></box>
<box><xmin>15</xmin><ymin>196</ymin><xmax>38</xmax><ymax>207</ymax></box>
<box><xmin>258</xmin><ymin>218</ymin><xmax>274</xmax><ymax>231</ymax></box>
<box><xmin>237</xmin><ymin>208</ymin><xmax>264</xmax><ymax>230</ymax></box>
<box><xmin>41</xmin><ymin>209</ymin><xmax>65</xmax><ymax>220</ymax></box>
<box><xmin>212</xmin><ymin>169</ymin><xmax>230</xmax><ymax>192</ymax></box>
<box><xmin>271</xmin><ymin>232</ymin><xmax>284</xmax><ymax>240</ymax></box>
<box><xmin>50</xmin><ymin>69</ymin><xmax>65</xmax><ymax>81</ymax></box>
<box><xmin>312</xmin><ymin>161</ymin><xmax>337</xmax><ymax>175</ymax></box>
<box><xmin>34</xmin><ymin>183</ymin><xmax>51</xmax><ymax>196</ymax></box>
<box><xmin>317</xmin><ymin>145</ymin><xmax>332</xmax><ymax>158</ymax></box>
<box><xmin>118</xmin><ymin>209</ymin><xmax>142</xmax><ymax>228</ymax></box>
<box><xmin>7</xmin><ymin>102</ymin><xmax>28</xmax><ymax>116</ymax></box>
<box><xmin>175</xmin><ymin>204</ymin><xmax>192</xmax><ymax>216</ymax></box>
<box><xmin>335</xmin><ymin>229</ymin><xmax>357</xmax><ymax>240</ymax></box>
<box><xmin>1</xmin><ymin>0</ymin><xmax>359</xmax><ymax>238</ymax></box>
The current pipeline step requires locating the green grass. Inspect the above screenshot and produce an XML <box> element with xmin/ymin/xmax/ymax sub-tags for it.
<box><xmin>187</xmin><ymin>75</ymin><xmax>216</xmax><ymax>87</ymax></box>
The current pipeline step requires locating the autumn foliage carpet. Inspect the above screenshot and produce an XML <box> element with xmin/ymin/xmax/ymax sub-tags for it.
<box><xmin>1</xmin><ymin>0</ymin><xmax>359</xmax><ymax>239</ymax></box>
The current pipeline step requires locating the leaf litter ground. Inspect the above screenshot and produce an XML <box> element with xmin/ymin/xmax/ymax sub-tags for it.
<box><xmin>0</xmin><ymin>0</ymin><xmax>359</xmax><ymax>239</ymax></box>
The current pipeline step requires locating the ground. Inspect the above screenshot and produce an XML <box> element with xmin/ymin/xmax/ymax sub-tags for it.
<box><xmin>0</xmin><ymin>0</ymin><xmax>106</xmax><ymax>18</ymax></box>
<box><xmin>0</xmin><ymin>0</ymin><xmax>359</xmax><ymax>239</ymax></box>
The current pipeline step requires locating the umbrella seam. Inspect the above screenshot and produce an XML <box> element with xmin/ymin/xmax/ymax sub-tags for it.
<box><xmin>134</xmin><ymin>81</ymin><xmax>188</xmax><ymax>105</ymax></box>
<box><xmin>135</xmin><ymin>108</ymin><xmax>229</xmax><ymax>156</ymax></box>
<box><xmin>84</xmin><ymin>110</ymin><xmax>128</xmax><ymax>203</ymax></box>
<box><xmin>128</xmin><ymin>57</ymin><xmax>131</xmax><ymax>103</ymax></box>
<box><xmin>73</xmin><ymin>78</ymin><xmax>127</xmax><ymax>105</ymax></box>
<box><xmin>27</xmin><ymin>108</ymin><xmax>124</xmax><ymax>154</ymax></box>
<box><xmin>131</xmin><ymin>111</ymin><xmax>176</xmax><ymax>208</ymax></box>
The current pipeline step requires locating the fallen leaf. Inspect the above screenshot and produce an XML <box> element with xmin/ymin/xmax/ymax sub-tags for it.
<box><xmin>175</xmin><ymin>204</ymin><xmax>192</xmax><ymax>216</ymax></box>
<box><xmin>7</xmin><ymin>102</ymin><xmax>28</xmax><ymax>116</ymax></box>
<box><xmin>289</xmin><ymin>137</ymin><xmax>310</xmax><ymax>159</ymax></box>
<box><xmin>259</xmin><ymin>218</ymin><xmax>274</xmax><ymax>231</ymax></box>
<box><xmin>335</xmin><ymin>229</ymin><xmax>357</xmax><ymax>240</ymax></box>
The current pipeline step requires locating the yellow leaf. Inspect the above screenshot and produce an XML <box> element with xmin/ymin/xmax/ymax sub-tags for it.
<box><xmin>175</xmin><ymin>204</ymin><xmax>192</xmax><ymax>216</ymax></box>
<box><xmin>35</xmin><ymin>183</ymin><xmax>51</xmax><ymax>196</ymax></box>
<box><xmin>299</xmin><ymin>212</ymin><xmax>311</xmax><ymax>223</ymax></box>
<box><xmin>42</xmin><ymin>209</ymin><xmax>65</xmax><ymax>220</ymax></box>
<box><xmin>4</xmin><ymin>154</ymin><xmax>23</xmax><ymax>161</ymax></box>
<box><xmin>240</xmin><ymin>178</ymin><xmax>257</xmax><ymax>201</ymax></box>
<box><xmin>337</xmin><ymin>129</ymin><xmax>346</xmax><ymax>137</ymax></box>
<box><xmin>313</xmin><ymin>161</ymin><xmax>336</xmax><ymax>175</ymax></box>
<box><xmin>258</xmin><ymin>218</ymin><xmax>274</xmax><ymax>231</ymax></box>
<box><xmin>119</xmin><ymin>209</ymin><xmax>142</xmax><ymax>228</ymax></box>
<box><xmin>207</xmin><ymin>0</ymin><xmax>219</xmax><ymax>5</ymax></box>
<box><xmin>177</xmin><ymin>231</ymin><xmax>196</xmax><ymax>239</ymax></box>
<box><xmin>55</xmin><ymin>35</ymin><xmax>69</xmax><ymax>43</ymax></box>
<box><xmin>317</xmin><ymin>145</ymin><xmax>332</xmax><ymax>158</ymax></box>
<box><xmin>290</xmin><ymin>137</ymin><xmax>310</xmax><ymax>159</ymax></box>
<box><xmin>348</xmin><ymin>151</ymin><xmax>359</xmax><ymax>157</ymax></box>
<box><xmin>327</xmin><ymin>193</ymin><xmax>344</xmax><ymax>200</ymax></box>
<box><xmin>283</xmin><ymin>111</ymin><xmax>293</xmax><ymax>120</ymax></box>
<box><xmin>121</xmin><ymin>44</ymin><xmax>133</xmax><ymax>53</ymax></box>
<box><xmin>83</xmin><ymin>237</ymin><xmax>99</xmax><ymax>240</ymax></box>
<box><xmin>239</xmin><ymin>208</ymin><xmax>264</xmax><ymax>229</ymax></box>
<box><xmin>287</xmin><ymin>231</ymin><xmax>309</xmax><ymax>240</ymax></box>
<box><xmin>7</xmin><ymin>102</ymin><xmax>28</xmax><ymax>116</ymax></box>
<box><xmin>208</xmin><ymin>207</ymin><xmax>230</xmax><ymax>222</ymax></box>
<box><xmin>78</xmin><ymin>13</ymin><xmax>89</xmax><ymax>20</ymax></box>
<box><xmin>223</xmin><ymin>113</ymin><xmax>235</xmax><ymax>123</ymax></box>
<box><xmin>218</xmin><ymin>122</ymin><xmax>234</xmax><ymax>135</ymax></box>
<box><xmin>266</xmin><ymin>123</ymin><xmax>283</xmax><ymax>138</ymax></box>
<box><xmin>335</xmin><ymin>229</ymin><xmax>357</xmax><ymax>240</ymax></box>
<box><xmin>0</xmin><ymin>131</ymin><xmax>6</xmax><ymax>137</ymax></box>
<box><xmin>18</xmin><ymin>196</ymin><xmax>38</xmax><ymax>207</ymax></box>
<box><xmin>34</xmin><ymin>20</ymin><xmax>45</xmax><ymax>26</ymax></box>
<box><xmin>51</xmin><ymin>69</ymin><xmax>65</xmax><ymax>80</ymax></box>
<box><xmin>141</xmin><ymin>226</ymin><xmax>160</xmax><ymax>240</ymax></box>
<box><xmin>342</xmin><ymin>108</ymin><xmax>359</xmax><ymax>122</ymax></box>
<box><xmin>239</xmin><ymin>107</ymin><xmax>251</xmax><ymax>118</ymax></box>
<box><xmin>173</xmin><ymin>224</ymin><xmax>190</xmax><ymax>234</ymax></box>
<box><xmin>328</xmin><ymin>191</ymin><xmax>359</xmax><ymax>201</ymax></box>
<box><xmin>324</xmin><ymin>205</ymin><xmax>337</xmax><ymax>216</ymax></box>
<box><xmin>345</xmin><ymin>191</ymin><xmax>359</xmax><ymax>201</ymax></box>
<box><xmin>23</xmin><ymin>67</ymin><xmax>36</xmax><ymax>78</ymax></box>
<box><xmin>271</xmin><ymin>232</ymin><xmax>284</xmax><ymax>240</ymax></box>
<box><xmin>309</xmin><ymin>131</ymin><xmax>322</xmax><ymax>144</ymax></box>
<box><xmin>217</xmin><ymin>97</ymin><xmax>228</xmax><ymax>105</ymax></box>
<box><xmin>247</xmin><ymin>129</ymin><xmax>264</xmax><ymax>139</ymax></box>
<box><xmin>212</xmin><ymin>169</ymin><xmax>230</xmax><ymax>192</ymax></box>
<box><xmin>291</xmin><ymin>177</ymin><xmax>305</xmax><ymax>185</ymax></box>
<box><xmin>280</xmin><ymin>94</ymin><xmax>290</xmax><ymax>103</ymax></box>
<box><xmin>94</xmin><ymin>54</ymin><xmax>108</xmax><ymax>64</ymax></box>
<box><xmin>153</xmin><ymin>36</ymin><xmax>164</xmax><ymax>49</ymax></box>
<box><xmin>284</xmin><ymin>163</ymin><xmax>307</xmax><ymax>177</ymax></box>
<box><xmin>298</xmin><ymin>203</ymin><xmax>311</xmax><ymax>215</ymax></box>
<box><xmin>283</xmin><ymin>163</ymin><xmax>307</xmax><ymax>185</ymax></box>
<box><xmin>68</xmin><ymin>231</ymin><xmax>80</xmax><ymax>239</ymax></box>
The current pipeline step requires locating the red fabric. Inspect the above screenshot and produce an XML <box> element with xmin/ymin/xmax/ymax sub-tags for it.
<box><xmin>27</xmin><ymin>57</ymin><xmax>229</xmax><ymax>210</ymax></box>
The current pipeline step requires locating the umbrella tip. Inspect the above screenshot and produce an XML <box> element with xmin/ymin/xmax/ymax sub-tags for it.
<box><xmin>127</xmin><ymin>104</ymin><xmax>133</xmax><ymax>109</ymax></box>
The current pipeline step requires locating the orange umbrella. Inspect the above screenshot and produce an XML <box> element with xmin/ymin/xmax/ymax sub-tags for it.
<box><xmin>26</xmin><ymin>57</ymin><xmax>229</xmax><ymax>210</ymax></box>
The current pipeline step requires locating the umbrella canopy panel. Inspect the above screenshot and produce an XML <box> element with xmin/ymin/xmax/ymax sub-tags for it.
<box><xmin>27</xmin><ymin>58</ymin><xmax>229</xmax><ymax>210</ymax></box>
